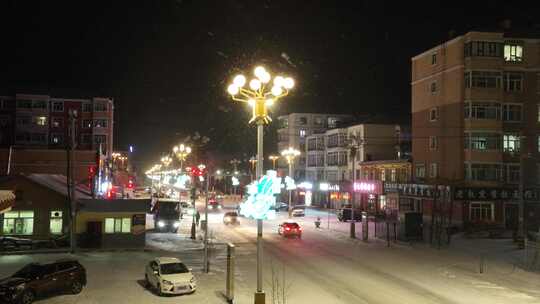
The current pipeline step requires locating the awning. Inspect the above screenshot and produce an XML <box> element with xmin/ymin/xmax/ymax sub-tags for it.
<box><xmin>0</xmin><ymin>191</ymin><xmax>15</xmax><ymax>214</ymax></box>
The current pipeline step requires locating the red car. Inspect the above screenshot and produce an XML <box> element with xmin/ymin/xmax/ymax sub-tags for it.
<box><xmin>278</xmin><ymin>222</ymin><xmax>302</xmax><ymax>238</ymax></box>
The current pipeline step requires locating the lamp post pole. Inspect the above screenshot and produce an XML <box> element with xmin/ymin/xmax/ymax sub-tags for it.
<box><xmin>281</xmin><ymin>147</ymin><xmax>300</xmax><ymax>218</ymax></box>
<box><xmin>227</xmin><ymin>65</ymin><xmax>294</xmax><ymax>304</ymax></box>
<box><xmin>255</xmin><ymin>121</ymin><xmax>264</xmax><ymax>301</ymax></box>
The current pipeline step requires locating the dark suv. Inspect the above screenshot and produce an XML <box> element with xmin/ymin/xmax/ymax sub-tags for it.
<box><xmin>0</xmin><ymin>259</ymin><xmax>86</xmax><ymax>304</ymax></box>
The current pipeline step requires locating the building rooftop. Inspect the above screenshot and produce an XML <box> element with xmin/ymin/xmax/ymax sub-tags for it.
<box><xmin>26</xmin><ymin>174</ymin><xmax>93</xmax><ymax>199</ymax></box>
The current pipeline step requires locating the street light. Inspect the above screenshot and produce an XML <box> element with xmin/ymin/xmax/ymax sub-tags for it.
<box><xmin>281</xmin><ymin>147</ymin><xmax>301</xmax><ymax>217</ymax></box>
<box><xmin>268</xmin><ymin>155</ymin><xmax>279</xmax><ymax>170</ymax></box>
<box><xmin>173</xmin><ymin>144</ymin><xmax>191</xmax><ymax>172</ymax></box>
<box><xmin>227</xmin><ymin>65</ymin><xmax>294</xmax><ymax>304</ymax></box>
<box><xmin>249</xmin><ymin>156</ymin><xmax>258</xmax><ymax>181</ymax></box>
<box><xmin>346</xmin><ymin>133</ymin><xmax>362</xmax><ymax>239</ymax></box>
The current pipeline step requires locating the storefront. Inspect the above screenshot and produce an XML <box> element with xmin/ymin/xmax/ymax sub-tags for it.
<box><xmin>76</xmin><ymin>199</ymin><xmax>150</xmax><ymax>249</ymax></box>
<box><xmin>0</xmin><ymin>175</ymin><xmax>78</xmax><ymax>240</ymax></box>
<box><xmin>352</xmin><ymin>180</ymin><xmax>384</xmax><ymax>214</ymax></box>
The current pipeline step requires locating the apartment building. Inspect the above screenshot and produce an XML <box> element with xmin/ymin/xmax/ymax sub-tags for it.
<box><xmin>0</xmin><ymin>94</ymin><xmax>114</xmax><ymax>155</ymax></box>
<box><xmin>305</xmin><ymin>123</ymin><xmax>403</xmax><ymax>183</ymax></box>
<box><xmin>412</xmin><ymin>30</ymin><xmax>540</xmax><ymax>232</ymax></box>
<box><xmin>276</xmin><ymin>113</ymin><xmax>352</xmax><ymax>179</ymax></box>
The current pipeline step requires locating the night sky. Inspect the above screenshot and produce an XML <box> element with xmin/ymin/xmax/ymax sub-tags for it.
<box><xmin>2</xmin><ymin>1</ymin><xmax>539</xmax><ymax>170</ymax></box>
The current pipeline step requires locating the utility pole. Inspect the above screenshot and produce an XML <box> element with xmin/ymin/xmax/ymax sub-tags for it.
<box><xmin>203</xmin><ymin>171</ymin><xmax>210</xmax><ymax>273</ymax></box>
<box><xmin>68</xmin><ymin>109</ymin><xmax>77</xmax><ymax>253</ymax></box>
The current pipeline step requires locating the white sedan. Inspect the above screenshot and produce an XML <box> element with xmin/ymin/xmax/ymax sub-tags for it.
<box><xmin>145</xmin><ymin>257</ymin><xmax>197</xmax><ymax>296</ymax></box>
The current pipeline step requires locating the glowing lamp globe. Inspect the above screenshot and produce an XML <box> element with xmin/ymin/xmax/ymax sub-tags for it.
<box><xmin>249</xmin><ymin>79</ymin><xmax>261</xmax><ymax>90</ymax></box>
<box><xmin>227</xmin><ymin>84</ymin><xmax>239</xmax><ymax>95</ymax></box>
<box><xmin>254</xmin><ymin>66</ymin><xmax>266</xmax><ymax>79</ymax></box>
<box><xmin>283</xmin><ymin>77</ymin><xmax>295</xmax><ymax>89</ymax></box>
<box><xmin>233</xmin><ymin>75</ymin><xmax>246</xmax><ymax>87</ymax></box>
<box><xmin>260</xmin><ymin>72</ymin><xmax>271</xmax><ymax>83</ymax></box>
<box><xmin>273</xmin><ymin>76</ymin><xmax>284</xmax><ymax>87</ymax></box>
<box><xmin>271</xmin><ymin>86</ymin><xmax>283</xmax><ymax>96</ymax></box>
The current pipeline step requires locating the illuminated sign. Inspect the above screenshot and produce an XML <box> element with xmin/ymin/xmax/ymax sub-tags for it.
<box><xmin>297</xmin><ymin>182</ymin><xmax>313</xmax><ymax>190</ymax></box>
<box><xmin>320</xmin><ymin>183</ymin><xmax>340</xmax><ymax>192</ymax></box>
<box><xmin>239</xmin><ymin>170</ymin><xmax>281</xmax><ymax>220</ymax></box>
<box><xmin>353</xmin><ymin>181</ymin><xmax>383</xmax><ymax>194</ymax></box>
<box><xmin>284</xmin><ymin>176</ymin><xmax>296</xmax><ymax>190</ymax></box>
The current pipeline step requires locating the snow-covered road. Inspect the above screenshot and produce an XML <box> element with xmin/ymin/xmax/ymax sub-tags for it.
<box><xmin>202</xmin><ymin>206</ymin><xmax>540</xmax><ymax>304</ymax></box>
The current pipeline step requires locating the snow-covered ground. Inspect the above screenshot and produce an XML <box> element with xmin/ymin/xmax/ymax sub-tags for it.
<box><xmin>1</xmin><ymin>202</ymin><xmax>539</xmax><ymax>304</ymax></box>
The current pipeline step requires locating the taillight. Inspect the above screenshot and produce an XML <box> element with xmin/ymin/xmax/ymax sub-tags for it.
<box><xmin>298</xmin><ymin>227</ymin><xmax>302</xmax><ymax>231</ymax></box>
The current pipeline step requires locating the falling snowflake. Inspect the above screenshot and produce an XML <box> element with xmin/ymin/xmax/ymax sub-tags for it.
<box><xmin>281</xmin><ymin>52</ymin><xmax>296</xmax><ymax>67</ymax></box>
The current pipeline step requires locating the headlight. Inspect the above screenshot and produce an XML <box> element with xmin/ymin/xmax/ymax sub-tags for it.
<box><xmin>162</xmin><ymin>280</ymin><xmax>173</xmax><ymax>286</ymax></box>
<box><xmin>173</xmin><ymin>222</ymin><xmax>180</xmax><ymax>228</ymax></box>
<box><xmin>190</xmin><ymin>277</ymin><xmax>195</xmax><ymax>283</ymax></box>
<box><xmin>217</xmin><ymin>205</ymin><xmax>222</xmax><ymax>209</ymax></box>
<box><xmin>157</xmin><ymin>221</ymin><xmax>165</xmax><ymax>228</ymax></box>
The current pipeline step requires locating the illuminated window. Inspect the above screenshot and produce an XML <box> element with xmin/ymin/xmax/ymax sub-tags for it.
<box><xmin>503</xmin><ymin>133</ymin><xmax>520</xmax><ymax>153</ymax></box>
<box><xmin>504</xmin><ymin>43</ymin><xmax>523</xmax><ymax>62</ymax></box>
<box><xmin>34</xmin><ymin>116</ymin><xmax>47</xmax><ymax>126</ymax></box>
<box><xmin>82</xmin><ymin>119</ymin><xmax>92</xmax><ymax>128</ymax></box>
<box><xmin>50</xmin><ymin>211</ymin><xmax>63</xmax><ymax>234</ymax></box>
<box><xmin>2</xmin><ymin>211</ymin><xmax>34</xmax><ymax>235</ymax></box>
<box><xmin>52</xmin><ymin>117</ymin><xmax>63</xmax><ymax>128</ymax></box>
<box><xmin>104</xmin><ymin>217</ymin><xmax>131</xmax><ymax>234</ymax></box>
<box><xmin>50</xmin><ymin>133</ymin><xmax>63</xmax><ymax>145</ymax></box>
<box><xmin>299</xmin><ymin>129</ymin><xmax>306</xmax><ymax>137</ymax></box>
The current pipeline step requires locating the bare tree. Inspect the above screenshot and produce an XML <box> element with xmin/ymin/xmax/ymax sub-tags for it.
<box><xmin>267</xmin><ymin>260</ymin><xmax>292</xmax><ymax>304</ymax></box>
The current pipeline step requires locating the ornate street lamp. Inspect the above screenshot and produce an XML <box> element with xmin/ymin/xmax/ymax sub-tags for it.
<box><xmin>281</xmin><ymin>147</ymin><xmax>301</xmax><ymax>217</ymax></box>
<box><xmin>173</xmin><ymin>144</ymin><xmax>192</xmax><ymax>172</ymax></box>
<box><xmin>268</xmin><ymin>155</ymin><xmax>279</xmax><ymax>170</ymax></box>
<box><xmin>227</xmin><ymin>65</ymin><xmax>294</xmax><ymax>304</ymax></box>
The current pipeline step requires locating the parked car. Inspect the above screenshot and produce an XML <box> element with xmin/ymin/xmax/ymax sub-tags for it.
<box><xmin>223</xmin><ymin>212</ymin><xmax>240</xmax><ymax>225</ymax></box>
<box><xmin>337</xmin><ymin>208</ymin><xmax>363</xmax><ymax>222</ymax></box>
<box><xmin>145</xmin><ymin>257</ymin><xmax>196</xmax><ymax>296</ymax></box>
<box><xmin>278</xmin><ymin>222</ymin><xmax>302</xmax><ymax>238</ymax></box>
<box><xmin>274</xmin><ymin>202</ymin><xmax>289</xmax><ymax>211</ymax></box>
<box><xmin>0</xmin><ymin>236</ymin><xmax>34</xmax><ymax>251</ymax></box>
<box><xmin>0</xmin><ymin>259</ymin><xmax>86</xmax><ymax>304</ymax></box>
<box><xmin>291</xmin><ymin>207</ymin><xmax>305</xmax><ymax>217</ymax></box>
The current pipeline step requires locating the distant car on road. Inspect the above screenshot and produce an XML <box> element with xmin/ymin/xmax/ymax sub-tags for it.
<box><xmin>223</xmin><ymin>212</ymin><xmax>240</xmax><ymax>225</ymax></box>
<box><xmin>208</xmin><ymin>199</ymin><xmax>222</xmax><ymax>211</ymax></box>
<box><xmin>291</xmin><ymin>207</ymin><xmax>305</xmax><ymax>217</ymax></box>
<box><xmin>278</xmin><ymin>222</ymin><xmax>302</xmax><ymax>238</ymax></box>
<box><xmin>274</xmin><ymin>202</ymin><xmax>288</xmax><ymax>211</ymax></box>
<box><xmin>145</xmin><ymin>257</ymin><xmax>196</xmax><ymax>296</ymax></box>
<box><xmin>0</xmin><ymin>259</ymin><xmax>86</xmax><ymax>304</ymax></box>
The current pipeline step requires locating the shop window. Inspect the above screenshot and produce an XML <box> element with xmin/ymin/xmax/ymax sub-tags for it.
<box><xmin>470</xmin><ymin>203</ymin><xmax>494</xmax><ymax>221</ymax></box>
<box><xmin>2</xmin><ymin>211</ymin><xmax>34</xmax><ymax>235</ymax></box>
<box><xmin>50</xmin><ymin>211</ymin><xmax>63</xmax><ymax>234</ymax></box>
<box><xmin>104</xmin><ymin>217</ymin><xmax>131</xmax><ymax>234</ymax></box>
<box><xmin>379</xmin><ymin>195</ymin><xmax>387</xmax><ymax>210</ymax></box>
